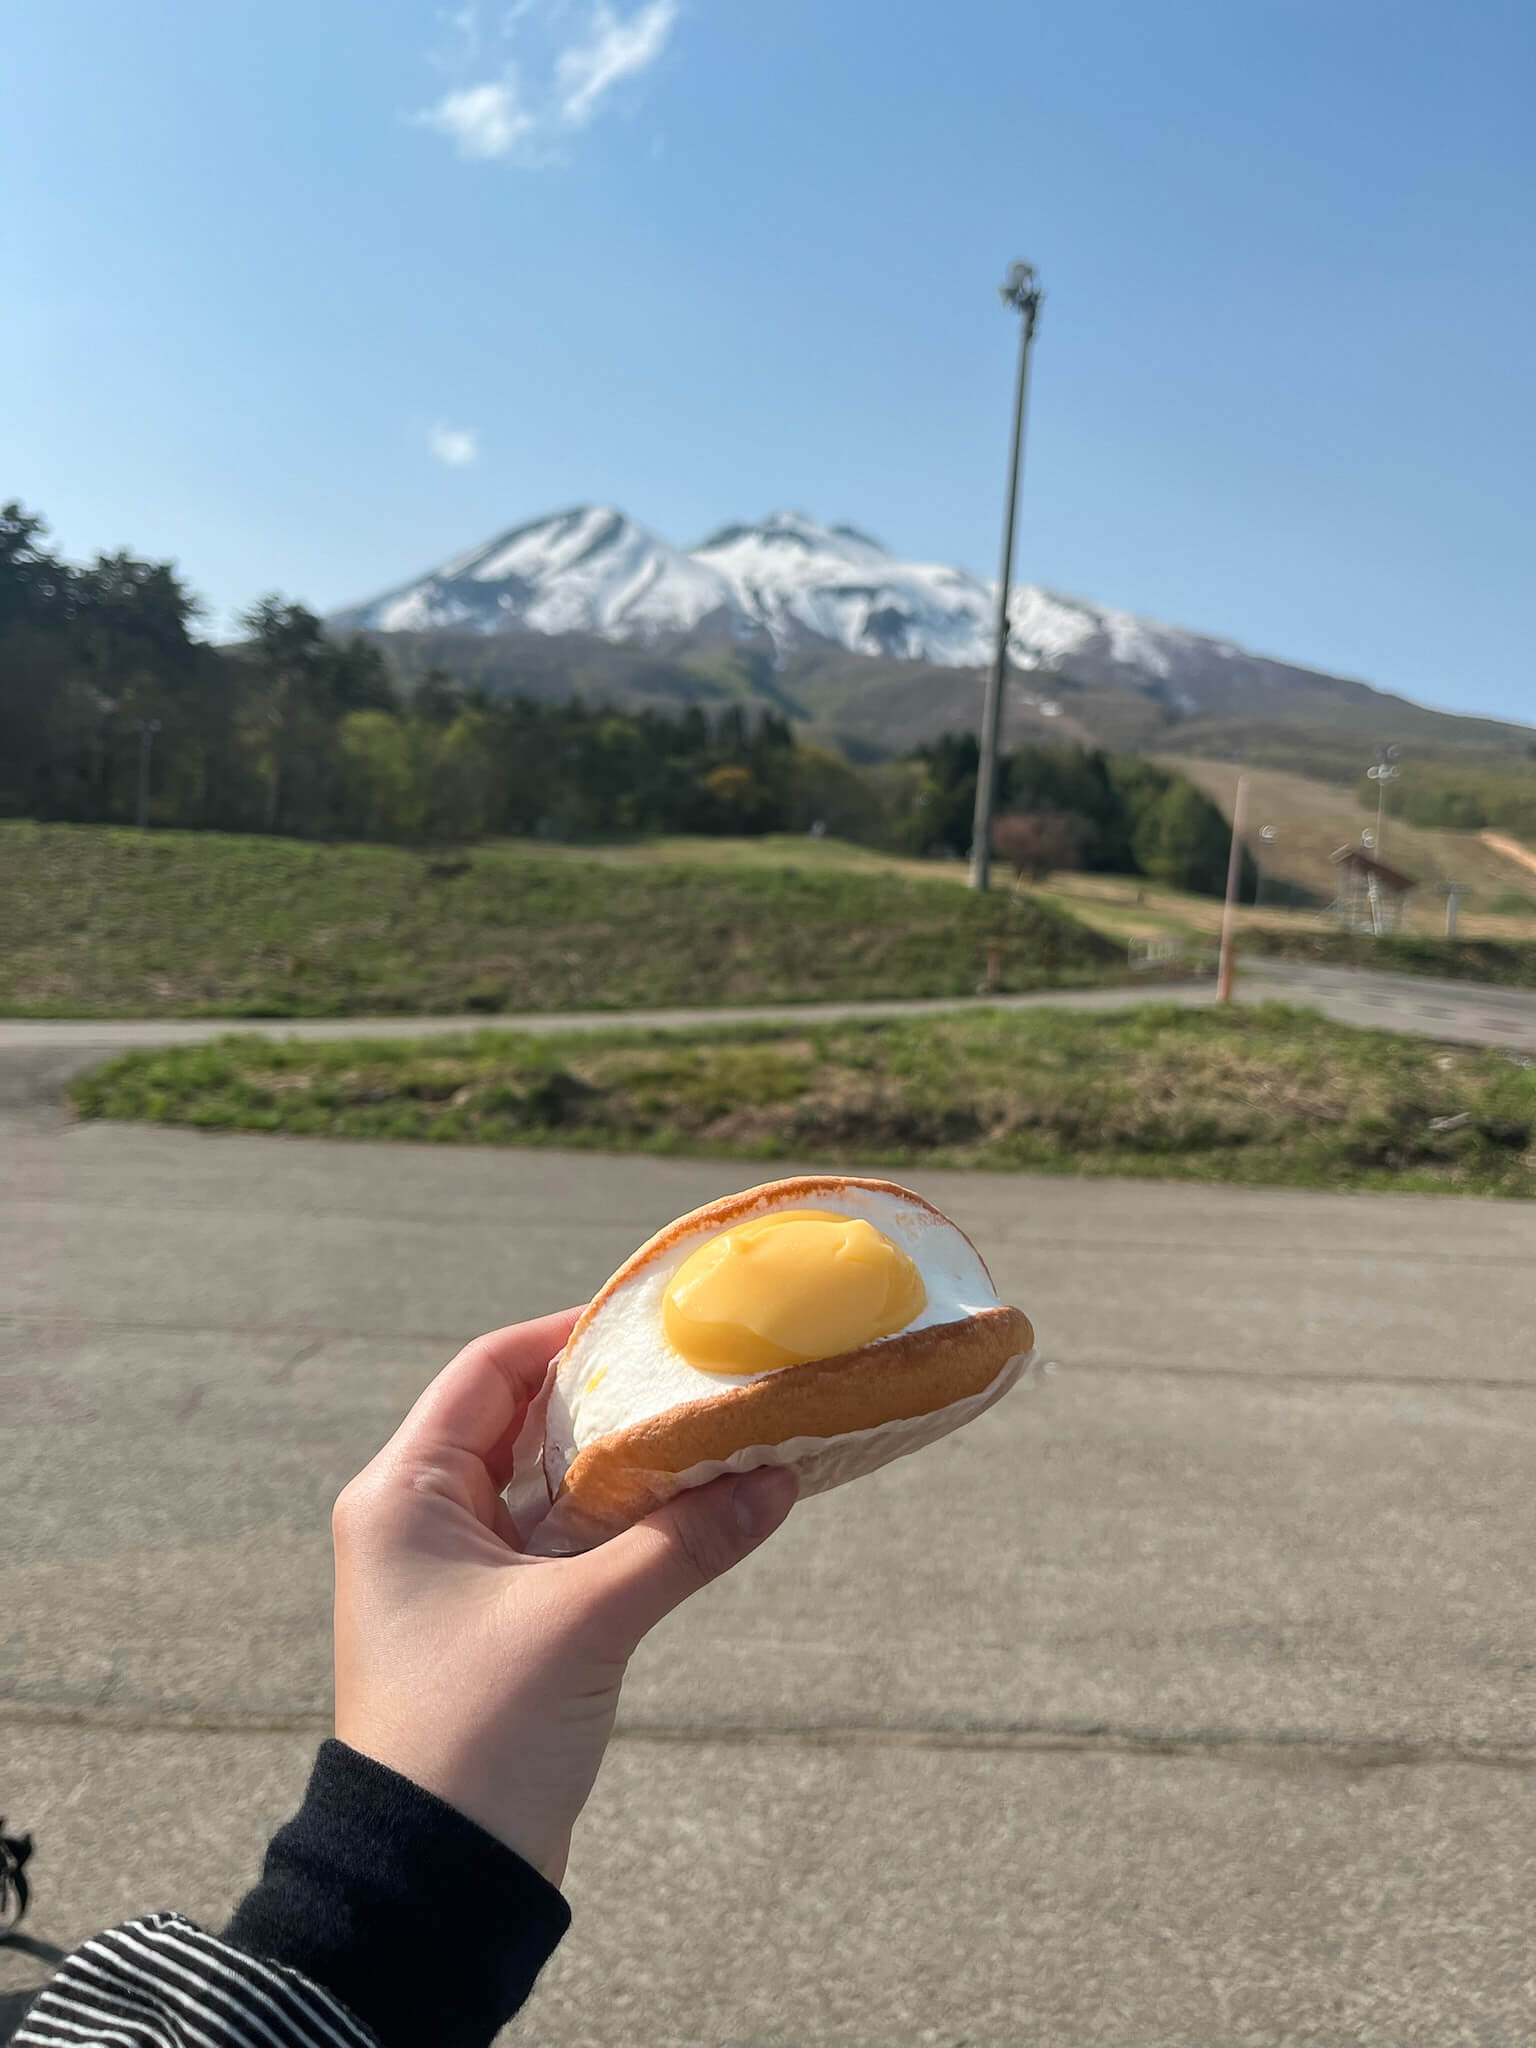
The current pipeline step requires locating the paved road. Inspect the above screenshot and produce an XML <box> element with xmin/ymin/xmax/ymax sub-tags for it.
<box><xmin>3</xmin><ymin>955</ymin><xmax>1536</xmax><ymax>1068</ymax></box>
<box><xmin>1246</xmin><ymin>956</ymin><xmax>1536</xmax><ymax>1052</ymax></box>
<box><xmin>3</xmin><ymin>1015</ymin><xmax>1535</xmax><ymax>2044</ymax></box>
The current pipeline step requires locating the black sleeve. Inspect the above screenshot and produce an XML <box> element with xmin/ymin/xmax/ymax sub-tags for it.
<box><xmin>223</xmin><ymin>1739</ymin><xmax>572</xmax><ymax>2048</ymax></box>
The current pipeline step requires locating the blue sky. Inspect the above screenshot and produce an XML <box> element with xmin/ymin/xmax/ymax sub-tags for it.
<box><xmin>4</xmin><ymin>1</ymin><xmax>1533</xmax><ymax>722</ymax></box>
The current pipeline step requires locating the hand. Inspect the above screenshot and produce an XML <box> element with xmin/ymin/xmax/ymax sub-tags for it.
<box><xmin>331</xmin><ymin>1310</ymin><xmax>797</xmax><ymax>1886</ymax></box>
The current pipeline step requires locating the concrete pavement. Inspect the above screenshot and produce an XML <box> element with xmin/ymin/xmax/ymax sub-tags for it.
<box><xmin>3</xmin><ymin>1034</ymin><xmax>1536</xmax><ymax>2043</ymax></box>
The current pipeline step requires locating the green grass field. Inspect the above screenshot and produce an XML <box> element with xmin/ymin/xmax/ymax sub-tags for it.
<box><xmin>69</xmin><ymin>1004</ymin><xmax>1536</xmax><ymax>1196</ymax></box>
<box><xmin>0</xmin><ymin>821</ymin><xmax>1120</xmax><ymax>1017</ymax></box>
<box><xmin>11</xmin><ymin>818</ymin><xmax>1535</xmax><ymax>1019</ymax></box>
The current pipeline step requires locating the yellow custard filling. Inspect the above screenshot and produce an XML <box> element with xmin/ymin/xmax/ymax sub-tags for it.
<box><xmin>662</xmin><ymin>1208</ymin><xmax>927</xmax><ymax>1376</ymax></box>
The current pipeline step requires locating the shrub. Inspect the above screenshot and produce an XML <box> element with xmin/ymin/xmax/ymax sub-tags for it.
<box><xmin>993</xmin><ymin>808</ymin><xmax>1095</xmax><ymax>882</ymax></box>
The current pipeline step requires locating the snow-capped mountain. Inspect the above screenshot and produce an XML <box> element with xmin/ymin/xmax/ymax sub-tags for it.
<box><xmin>328</xmin><ymin>506</ymin><xmax>1536</xmax><ymax>754</ymax></box>
<box><xmin>331</xmin><ymin>504</ymin><xmax>1203</xmax><ymax>681</ymax></box>
<box><xmin>338</xmin><ymin>504</ymin><xmax>1506</xmax><ymax>745</ymax></box>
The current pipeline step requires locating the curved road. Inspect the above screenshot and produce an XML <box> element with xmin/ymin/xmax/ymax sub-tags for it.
<box><xmin>1</xmin><ymin>957</ymin><xmax>1533</xmax><ymax>1095</ymax></box>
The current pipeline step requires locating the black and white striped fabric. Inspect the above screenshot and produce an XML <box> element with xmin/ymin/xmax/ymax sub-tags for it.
<box><xmin>11</xmin><ymin>1744</ymin><xmax>570</xmax><ymax>2048</ymax></box>
<box><xmin>15</xmin><ymin>1914</ymin><xmax>379</xmax><ymax>2048</ymax></box>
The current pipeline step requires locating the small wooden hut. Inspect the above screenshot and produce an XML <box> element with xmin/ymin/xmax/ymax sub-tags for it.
<box><xmin>1327</xmin><ymin>846</ymin><xmax>1417</xmax><ymax>934</ymax></box>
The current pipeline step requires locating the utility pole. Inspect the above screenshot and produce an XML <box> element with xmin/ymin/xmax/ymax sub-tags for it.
<box><xmin>1366</xmin><ymin>746</ymin><xmax>1400</xmax><ymax>859</ymax></box>
<box><xmin>970</xmin><ymin>261</ymin><xmax>1044</xmax><ymax>891</ymax></box>
<box><xmin>135</xmin><ymin>719</ymin><xmax>161</xmax><ymax>832</ymax></box>
<box><xmin>1256</xmin><ymin>824</ymin><xmax>1277</xmax><ymax>910</ymax></box>
<box><xmin>1216</xmin><ymin>774</ymin><xmax>1249</xmax><ymax>1002</ymax></box>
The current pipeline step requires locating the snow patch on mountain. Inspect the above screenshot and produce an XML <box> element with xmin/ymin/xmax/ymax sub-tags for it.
<box><xmin>347</xmin><ymin>506</ymin><xmax>737</xmax><ymax>643</ymax></box>
<box><xmin>689</xmin><ymin>510</ymin><xmax>1002</xmax><ymax>666</ymax></box>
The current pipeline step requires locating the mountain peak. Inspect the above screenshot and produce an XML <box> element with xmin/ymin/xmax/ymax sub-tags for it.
<box><xmin>332</xmin><ymin>503</ymin><xmax>1050</xmax><ymax>665</ymax></box>
<box><xmin>830</xmin><ymin>520</ymin><xmax>887</xmax><ymax>552</ymax></box>
<box><xmin>327</xmin><ymin>502</ymin><xmax>1375</xmax><ymax>724</ymax></box>
<box><xmin>694</xmin><ymin>511</ymin><xmax>891</xmax><ymax>559</ymax></box>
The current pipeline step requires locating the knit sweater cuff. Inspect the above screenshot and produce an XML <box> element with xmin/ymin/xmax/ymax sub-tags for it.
<box><xmin>224</xmin><ymin>1739</ymin><xmax>571</xmax><ymax>2048</ymax></box>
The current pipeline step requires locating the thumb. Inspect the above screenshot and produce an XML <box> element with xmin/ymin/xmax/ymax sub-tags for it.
<box><xmin>580</xmin><ymin>1465</ymin><xmax>798</xmax><ymax>1648</ymax></box>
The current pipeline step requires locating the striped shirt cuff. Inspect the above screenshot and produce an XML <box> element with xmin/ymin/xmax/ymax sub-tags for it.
<box><xmin>14</xmin><ymin>1912</ymin><xmax>379</xmax><ymax>2048</ymax></box>
<box><xmin>221</xmin><ymin>1740</ymin><xmax>569</xmax><ymax>2048</ymax></box>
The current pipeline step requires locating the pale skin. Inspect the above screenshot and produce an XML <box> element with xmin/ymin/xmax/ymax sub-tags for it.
<box><xmin>332</xmin><ymin>1307</ymin><xmax>798</xmax><ymax>1886</ymax></box>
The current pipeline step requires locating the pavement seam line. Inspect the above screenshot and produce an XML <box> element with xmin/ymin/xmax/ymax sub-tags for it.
<box><xmin>4</xmin><ymin>1218</ymin><xmax>1533</xmax><ymax>1275</ymax></box>
<box><xmin>8</xmin><ymin>1704</ymin><xmax>1536</xmax><ymax>1773</ymax></box>
<box><xmin>1059</xmin><ymin>1360</ymin><xmax>1536</xmax><ymax>1394</ymax></box>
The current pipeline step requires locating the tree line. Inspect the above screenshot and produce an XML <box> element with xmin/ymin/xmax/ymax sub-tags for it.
<box><xmin>0</xmin><ymin>499</ymin><xmax>1246</xmax><ymax>895</ymax></box>
<box><xmin>0</xmin><ymin>502</ymin><xmax>816</xmax><ymax>841</ymax></box>
<box><xmin>911</xmin><ymin>731</ymin><xmax>1254</xmax><ymax>898</ymax></box>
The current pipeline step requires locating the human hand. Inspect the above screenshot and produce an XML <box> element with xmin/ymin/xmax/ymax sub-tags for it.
<box><xmin>332</xmin><ymin>1310</ymin><xmax>797</xmax><ymax>1886</ymax></box>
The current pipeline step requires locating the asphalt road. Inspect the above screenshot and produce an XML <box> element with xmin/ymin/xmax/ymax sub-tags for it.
<box><xmin>3</xmin><ymin>954</ymin><xmax>1536</xmax><ymax>1057</ymax></box>
<box><xmin>3</xmin><ymin>998</ymin><xmax>1535</xmax><ymax>2045</ymax></box>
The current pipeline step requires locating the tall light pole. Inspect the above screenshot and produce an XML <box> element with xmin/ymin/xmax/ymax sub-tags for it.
<box><xmin>135</xmin><ymin>718</ymin><xmax>161</xmax><ymax>832</ymax></box>
<box><xmin>970</xmin><ymin>260</ymin><xmax>1044</xmax><ymax>891</ymax></box>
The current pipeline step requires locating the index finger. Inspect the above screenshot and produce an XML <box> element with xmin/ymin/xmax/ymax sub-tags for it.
<box><xmin>388</xmin><ymin>1308</ymin><xmax>584</xmax><ymax>1480</ymax></box>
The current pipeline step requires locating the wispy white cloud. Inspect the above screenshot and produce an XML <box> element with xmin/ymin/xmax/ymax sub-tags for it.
<box><xmin>422</xmin><ymin>80</ymin><xmax>534</xmax><ymax>159</ymax></box>
<box><xmin>430</xmin><ymin>423</ymin><xmax>479</xmax><ymax>466</ymax></box>
<box><xmin>557</xmin><ymin>2</ymin><xmax>678</xmax><ymax>127</ymax></box>
<box><xmin>416</xmin><ymin>0</ymin><xmax>679</xmax><ymax>165</ymax></box>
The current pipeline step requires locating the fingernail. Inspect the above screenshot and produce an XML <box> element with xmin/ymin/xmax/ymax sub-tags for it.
<box><xmin>732</xmin><ymin>1465</ymin><xmax>798</xmax><ymax>1538</ymax></box>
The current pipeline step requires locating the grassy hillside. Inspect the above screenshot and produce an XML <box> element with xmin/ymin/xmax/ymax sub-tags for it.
<box><xmin>71</xmin><ymin>1004</ymin><xmax>1536</xmax><ymax>1197</ymax></box>
<box><xmin>1157</xmin><ymin>720</ymin><xmax>1536</xmax><ymax>787</ymax></box>
<box><xmin>1166</xmin><ymin>759</ymin><xmax>1536</xmax><ymax>916</ymax></box>
<box><xmin>1026</xmin><ymin>867</ymin><xmax>1536</xmax><ymax>953</ymax></box>
<box><xmin>0</xmin><ymin>821</ymin><xmax>1120</xmax><ymax>1018</ymax></box>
